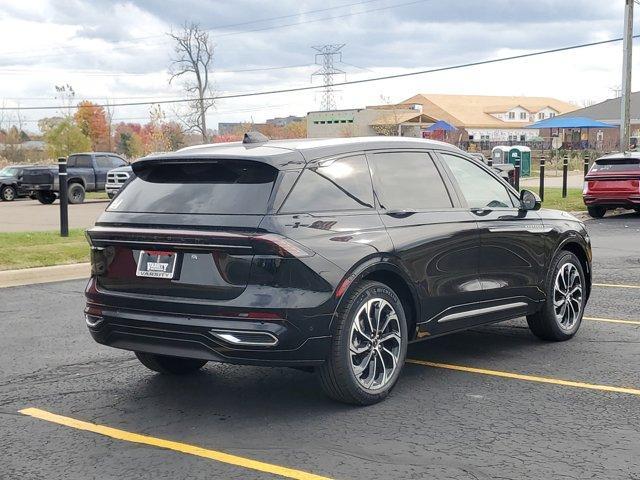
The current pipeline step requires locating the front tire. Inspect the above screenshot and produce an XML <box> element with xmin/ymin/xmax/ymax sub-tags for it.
<box><xmin>1</xmin><ymin>185</ymin><xmax>16</xmax><ymax>201</ymax></box>
<box><xmin>527</xmin><ymin>251</ymin><xmax>586</xmax><ymax>341</ymax></box>
<box><xmin>318</xmin><ymin>281</ymin><xmax>408</xmax><ymax>405</ymax></box>
<box><xmin>587</xmin><ymin>206</ymin><xmax>606</xmax><ymax>218</ymax></box>
<box><xmin>135</xmin><ymin>352</ymin><xmax>207</xmax><ymax>374</ymax></box>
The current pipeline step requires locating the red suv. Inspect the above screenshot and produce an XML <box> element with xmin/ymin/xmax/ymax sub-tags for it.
<box><xmin>583</xmin><ymin>152</ymin><xmax>640</xmax><ymax>218</ymax></box>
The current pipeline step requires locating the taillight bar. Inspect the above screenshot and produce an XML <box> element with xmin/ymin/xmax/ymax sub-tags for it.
<box><xmin>86</xmin><ymin>227</ymin><xmax>313</xmax><ymax>258</ymax></box>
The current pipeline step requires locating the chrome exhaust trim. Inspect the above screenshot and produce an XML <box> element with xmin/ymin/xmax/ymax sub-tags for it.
<box><xmin>209</xmin><ymin>329</ymin><xmax>279</xmax><ymax>347</ymax></box>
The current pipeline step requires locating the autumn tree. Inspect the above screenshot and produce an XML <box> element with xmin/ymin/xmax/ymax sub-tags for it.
<box><xmin>74</xmin><ymin>101</ymin><xmax>110</xmax><ymax>150</ymax></box>
<box><xmin>283</xmin><ymin>121</ymin><xmax>307</xmax><ymax>139</ymax></box>
<box><xmin>44</xmin><ymin>118</ymin><xmax>91</xmax><ymax>158</ymax></box>
<box><xmin>114</xmin><ymin>123</ymin><xmax>144</xmax><ymax>159</ymax></box>
<box><xmin>168</xmin><ymin>22</ymin><xmax>215</xmax><ymax>142</ymax></box>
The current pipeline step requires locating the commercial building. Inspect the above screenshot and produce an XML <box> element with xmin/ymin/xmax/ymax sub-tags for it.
<box><xmin>307</xmin><ymin>106</ymin><xmax>437</xmax><ymax>138</ymax></box>
<box><xmin>551</xmin><ymin>92</ymin><xmax>640</xmax><ymax>150</ymax></box>
<box><xmin>400</xmin><ymin>94</ymin><xmax>577</xmax><ymax>143</ymax></box>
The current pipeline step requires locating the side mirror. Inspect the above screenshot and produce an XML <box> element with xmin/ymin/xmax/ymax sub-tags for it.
<box><xmin>520</xmin><ymin>189</ymin><xmax>541</xmax><ymax>211</ymax></box>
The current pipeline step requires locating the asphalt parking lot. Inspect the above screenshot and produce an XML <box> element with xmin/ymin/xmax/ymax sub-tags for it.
<box><xmin>0</xmin><ymin>199</ymin><xmax>107</xmax><ymax>232</ymax></box>
<box><xmin>1</xmin><ymin>213</ymin><xmax>639</xmax><ymax>480</ymax></box>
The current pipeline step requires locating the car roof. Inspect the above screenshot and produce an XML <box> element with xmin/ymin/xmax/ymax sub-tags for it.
<box><xmin>597</xmin><ymin>151</ymin><xmax>640</xmax><ymax>160</ymax></box>
<box><xmin>135</xmin><ymin>136</ymin><xmax>463</xmax><ymax>171</ymax></box>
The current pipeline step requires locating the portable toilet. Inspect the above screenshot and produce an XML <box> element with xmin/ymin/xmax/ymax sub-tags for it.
<box><xmin>491</xmin><ymin>146</ymin><xmax>510</xmax><ymax>164</ymax></box>
<box><xmin>508</xmin><ymin>146</ymin><xmax>531</xmax><ymax>177</ymax></box>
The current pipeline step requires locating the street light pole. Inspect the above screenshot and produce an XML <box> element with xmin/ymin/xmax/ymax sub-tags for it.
<box><xmin>620</xmin><ymin>0</ymin><xmax>634</xmax><ymax>151</ymax></box>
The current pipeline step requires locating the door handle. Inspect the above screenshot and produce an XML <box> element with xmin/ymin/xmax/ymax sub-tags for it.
<box><xmin>385</xmin><ymin>209</ymin><xmax>417</xmax><ymax>218</ymax></box>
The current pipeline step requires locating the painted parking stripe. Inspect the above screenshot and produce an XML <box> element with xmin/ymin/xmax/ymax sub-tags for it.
<box><xmin>19</xmin><ymin>408</ymin><xmax>333</xmax><ymax>480</ymax></box>
<box><xmin>406</xmin><ymin>359</ymin><xmax>640</xmax><ymax>396</ymax></box>
<box><xmin>585</xmin><ymin>316</ymin><xmax>640</xmax><ymax>326</ymax></box>
<box><xmin>593</xmin><ymin>282</ymin><xmax>640</xmax><ymax>289</ymax></box>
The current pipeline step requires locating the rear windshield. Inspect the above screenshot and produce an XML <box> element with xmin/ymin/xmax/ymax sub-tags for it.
<box><xmin>591</xmin><ymin>158</ymin><xmax>640</xmax><ymax>173</ymax></box>
<box><xmin>108</xmin><ymin>160</ymin><xmax>278</xmax><ymax>215</ymax></box>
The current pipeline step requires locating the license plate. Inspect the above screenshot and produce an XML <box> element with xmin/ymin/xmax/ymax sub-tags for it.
<box><xmin>136</xmin><ymin>250</ymin><xmax>177</xmax><ymax>279</ymax></box>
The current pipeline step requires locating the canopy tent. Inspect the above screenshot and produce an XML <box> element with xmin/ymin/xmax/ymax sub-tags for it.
<box><xmin>422</xmin><ymin>119</ymin><xmax>458</xmax><ymax>142</ymax></box>
<box><xmin>525</xmin><ymin>116</ymin><xmax>616</xmax><ymax>129</ymax></box>
<box><xmin>425</xmin><ymin>119</ymin><xmax>457</xmax><ymax>132</ymax></box>
<box><xmin>525</xmin><ymin>116</ymin><xmax>615</xmax><ymax>149</ymax></box>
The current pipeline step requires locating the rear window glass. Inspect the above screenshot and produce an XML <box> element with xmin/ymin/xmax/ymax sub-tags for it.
<box><xmin>591</xmin><ymin>158</ymin><xmax>640</xmax><ymax>173</ymax></box>
<box><xmin>108</xmin><ymin>160</ymin><xmax>278</xmax><ymax>215</ymax></box>
<box><xmin>280</xmin><ymin>155</ymin><xmax>374</xmax><ymax>213</ymax></box>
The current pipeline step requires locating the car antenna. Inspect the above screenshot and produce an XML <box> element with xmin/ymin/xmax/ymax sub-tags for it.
<box><xmin>242</xmin><ymin>131</ymin><xmax>269</xmax><ymax>144</ymax></box>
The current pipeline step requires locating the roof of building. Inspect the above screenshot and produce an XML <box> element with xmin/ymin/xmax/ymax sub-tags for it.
<box><xmin>401</xmin><ymin>94</ymin><xmax>577</xmax><ymax>128</ymax></box>
<box><xmin>526</xmin><ymin>116</ymin><xmax>616</xmax><ymax>129</ymax></box>
<box><xmin>555</xmin><ymin>92</ymin><xmax>640</xmax><ymax>123</ymax></box>
<box><xmin>371</xmin><ymin>111</ymin><xmax>437</xmax><ymax>125</ymax></box>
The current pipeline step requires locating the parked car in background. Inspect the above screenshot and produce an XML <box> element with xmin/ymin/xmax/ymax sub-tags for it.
<box><xmin>106</xmin><ymin>165</ymin><xmax>133</xmax><ymax>199</ymax></box>
<box><xmin>85</xmin><ymin>135</ymin><xmax>591</xmax><ymax>405</ymax></box>
<box><xmin>0</xmin><ymin>165</ymin><xmax>28</xmax><ymax>201</ymax></box>
<box><xmin>468</xmin><ymin>152</ymin><xmax>516</xmax><ymax>186</ymax></box>
<box><xmin>583</xmin><ymin>152</ymin><xmax>640</xmax><ymax>218</ymax></box>
<box><xmin>33</xmin><ymin>152</ymin><xmax>128</xmax><ymax>204</ymax></box>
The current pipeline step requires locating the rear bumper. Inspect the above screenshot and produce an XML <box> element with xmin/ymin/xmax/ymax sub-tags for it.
<box><xmin>84</xmin><ymin>278</ymin><xmax>336</xmax><ymax>367</ymax></box>
<box><xmin>583</xmin><ymin>194</ymin><xmax>640</xmax><ymax>208</ymax></box>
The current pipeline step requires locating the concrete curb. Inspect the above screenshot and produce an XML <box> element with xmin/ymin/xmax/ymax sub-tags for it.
<box><xmin>0</xmin><ymin>263</ymin><xmax>90</xmax><ymax>288</ymax></box>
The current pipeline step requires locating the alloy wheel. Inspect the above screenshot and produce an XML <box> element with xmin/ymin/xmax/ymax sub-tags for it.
<box><xmin>349</xmin><ymin>298</ymin><xmax>402</xmax><ymax>391</ymax></box>
<box><xmin>2</xmin><ymin>187</ymin><xmax>15</xmax><ymax>201</ymax></box>
<box><xmin>553</xmin><ymin>262</ymin><xmax>583</xmax><ymax>330</ymax></box>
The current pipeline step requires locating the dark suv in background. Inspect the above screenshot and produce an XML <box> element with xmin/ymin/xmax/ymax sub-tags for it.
<box><xmin>85</xmin><ymin>136</ymin><xmax>591</xmax><ymax>405</ymax></box>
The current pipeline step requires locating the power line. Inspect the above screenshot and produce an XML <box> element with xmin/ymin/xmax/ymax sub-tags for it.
<box><xmin>1</xmin><ymin>0</ymin><xmax>396</xmax><ymax>62</ymax></box>
<box><xmin>2</xmin><ymin>34</ymin><xmax>637</xmax><ymax>112</ymax></box>
<box><xmin>0</xmin><ymin>63</ymin><xmax>314</xmax><ymax>79</ymax></box>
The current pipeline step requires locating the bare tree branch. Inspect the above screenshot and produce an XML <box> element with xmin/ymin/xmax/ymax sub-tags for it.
<box><xmin>168</xmin><ymin>22</ymin><xmax>215</xmax><ymax>142</ymax></box>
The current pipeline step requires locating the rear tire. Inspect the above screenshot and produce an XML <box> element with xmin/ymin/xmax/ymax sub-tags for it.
<box><xmin>36</xmin><ymin>191</ymin><xmax>57</xmax><ymax>204</ymax></box>
<box><xmin>527</xmin><ymin>251</ymin><xmax>586</xmax><ymax>341</ymax></box>
<box><xmin>1</xmin><ymin>185</ymin><xmax>16</xmax><ymax>201</ymax></box>
<box><xmin>587</xmin><ymin>206</ymin><xmax>606</xmax><ymax>218</ymax></box>
<box><xmin>135</xmin><ymin>352</ymin><xmax>207</xmax><ymax>374</ymax></box>
<box><xmin>68</xmin><ymin>183</ymin><xmax>85</xmax><ymax>204</ymax></box>
<box><xmin>318</xmin><ymin>280</ymin><xmax>408</xmax><ymax>405</ymax></box>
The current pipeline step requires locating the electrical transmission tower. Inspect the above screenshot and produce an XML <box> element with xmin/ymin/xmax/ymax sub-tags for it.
<box><xmin>312</xmin><ymin>44</ymin><xmax>346</xmax><ymax>111</ymax></box>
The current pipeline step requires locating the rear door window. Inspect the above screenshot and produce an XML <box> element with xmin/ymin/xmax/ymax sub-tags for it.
<box><xmin>281</xmin><ymin>155</ymin><xmax>374</xmax><ymax>213</ymax></box>
<box><xmin>69</xmin><ymin>154</ymin><xmax>92</xmax><ymax>168</ymax></box>
<box><xmin>369</xmin><ymin>151</ymin><xmax>452</xmax><ymax>210</ymax></box>
<box><xmin>109</xmin><ymin>160</ymin><xmax>278</xmax><ymax>215</ymax></box>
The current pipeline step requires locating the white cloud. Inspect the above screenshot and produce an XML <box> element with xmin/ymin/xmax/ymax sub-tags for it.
<box><xmin>0</xmin><ymin>0</ymin><xmax>637</xmax><ymax>133</ymax></box>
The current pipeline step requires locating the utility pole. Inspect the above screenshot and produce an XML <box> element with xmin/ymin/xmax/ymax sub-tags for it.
<box><xmin>620</xmin><ymin>0</ymin><xmax>634</xmax><ymax>151</ymax></box>
<box><xmin>312</xmin><ymin>44</ymin><xmax>346</xmax><ymax>111</ymax></box>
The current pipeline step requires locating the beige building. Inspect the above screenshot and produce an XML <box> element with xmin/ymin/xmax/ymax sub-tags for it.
<box><xmin>307</xmin><ymin>106</ymin><xmax>437</xmax><ymax>138</ymax></box>
<box><xmin>401</xmin><ymin>94</ymin><xmax>577</xmax><ymax>142</ymax></box>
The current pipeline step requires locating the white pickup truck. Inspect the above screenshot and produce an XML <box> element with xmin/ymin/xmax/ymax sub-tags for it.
<box><xmin>105</xmin><ymin>165</ymin><xmax>133</xmax><ymax>199</ymax></box>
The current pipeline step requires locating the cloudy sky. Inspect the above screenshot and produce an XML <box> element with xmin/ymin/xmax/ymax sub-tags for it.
<box><xmin>0</xmin><ymin>0</ymin><xmax>638</xmax><ymax>133</ymax></box>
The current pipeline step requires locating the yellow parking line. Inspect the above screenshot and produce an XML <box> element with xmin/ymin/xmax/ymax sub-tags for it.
<box><xmin>19</xmin><ymin>408</ymin><xmax>333</xmax><ymax>480</ymax></box>
<box><xmin>593</xmin><ymin>282</ymin><xmax>640</xmax><ymax>289</ymax></box>
<box><xmin>406</xmin><ymin>359</ymin><xmax>640</xmax><ymax>396</ymax></box>
<box><xmin>585</xmin><ymin>316</ymin><xmax>640</xmax><ymax>325</ymax></box>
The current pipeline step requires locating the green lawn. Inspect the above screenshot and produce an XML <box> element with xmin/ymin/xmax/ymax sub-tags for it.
<box><xmin>529</xmin><ymin>187</ymin><xmax>586</xmax><ymax>212</ymax></box>
<box><xmin>0</xmin><ymin>229</ymin><xmax>89</xmax><ymax>271</ymax></box>
<box><xmin>86</xmin><ymin>191</ymin><xmax>109</xmax><ymax>200</ymax></box>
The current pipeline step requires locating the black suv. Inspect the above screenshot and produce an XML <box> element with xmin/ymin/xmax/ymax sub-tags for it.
<box><xmin>85</xmin><ymin>136</ymin><xmax>592</xmax><ymax>405</ymax></box>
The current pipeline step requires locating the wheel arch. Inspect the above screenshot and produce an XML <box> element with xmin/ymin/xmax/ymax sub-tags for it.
<box><xmin>334</xmin><ymin>259</ymin><xmax>421</xmax><ymax>340</ymax></box>
<box><xmin>556</xmin><ymin>238</ymin><xmax>592</xmax><ymax>300</ymax></box>
<box><xmin>67</xmin><ymin>177</ymin><xmax>85</xmax><ymax>187</ymax></box>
